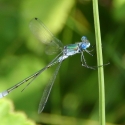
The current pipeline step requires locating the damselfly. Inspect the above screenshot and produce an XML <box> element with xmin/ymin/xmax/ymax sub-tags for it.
<box><xmin>0</xmin><ymin>18</ymin><xmax>93</xmax><ymax>113</ymax></box>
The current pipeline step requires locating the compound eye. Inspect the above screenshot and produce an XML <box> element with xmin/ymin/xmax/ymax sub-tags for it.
<box><xmin>81</xmin><ymin>36</ymin><xmax>87</xmax><ymax>42</ymax></box>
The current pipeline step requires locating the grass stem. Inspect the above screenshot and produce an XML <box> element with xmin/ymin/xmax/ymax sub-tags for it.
<box><xmin>92</xmin><ymin>0</ymin><xmax>106</xmax><ymax>125</ymax></box>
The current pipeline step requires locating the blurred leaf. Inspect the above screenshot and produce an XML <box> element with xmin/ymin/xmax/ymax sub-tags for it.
<box><xmin>0</xmin><ymin>99</ymin><xmax>36</xmax><ymax>125</ymax></box>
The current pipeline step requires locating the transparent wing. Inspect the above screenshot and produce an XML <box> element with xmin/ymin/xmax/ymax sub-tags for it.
<box><xmin>38</xmin><ymin>61</ymin><xmax>62</xmax><ymax>113</ymax></box>
<box><xmin>29</xmin><ymin>18</ymin><xmax>63</xmax><ymax>54</ymax></box>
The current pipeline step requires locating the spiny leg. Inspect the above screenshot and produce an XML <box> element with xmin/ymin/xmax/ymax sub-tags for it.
<box><xmin>85</xmin><ymin>50</ymin><xmax>93</xmax><ymax>56</ymax></box>
<box><xmin>81</xmin><ymin>52</ymin><xmax>95</xmax><ymax>70</ymax></box>
<box><xmin>81</xmin><ymin>52</ymin><xmax>110</xmax><ymax>69</ymax></box>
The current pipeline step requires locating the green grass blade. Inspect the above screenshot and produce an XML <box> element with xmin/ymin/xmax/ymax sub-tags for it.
<box><xmin>92</xmin><ymin>0</ymin><xmax>106</xmax><ymax>125</ymax></box>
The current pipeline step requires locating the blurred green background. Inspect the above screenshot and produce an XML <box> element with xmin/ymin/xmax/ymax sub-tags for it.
<box><xmin>0</xmin><ymin>0</ymin><xmax>125</xmax><ymax>124</ymax></box>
